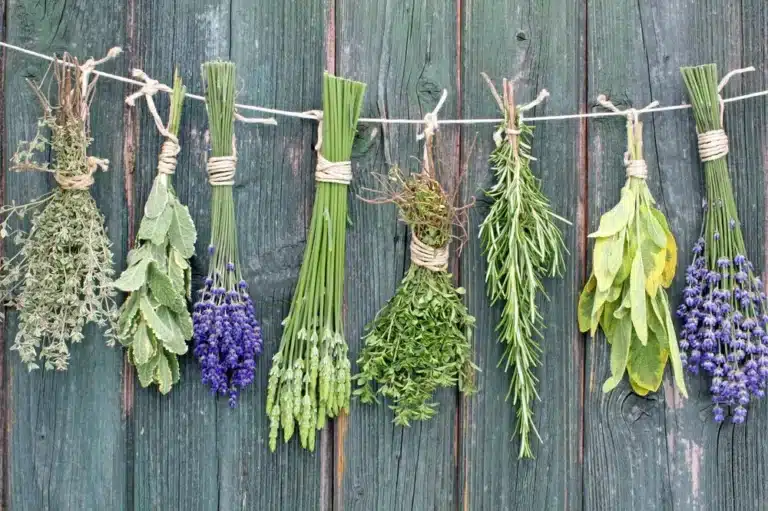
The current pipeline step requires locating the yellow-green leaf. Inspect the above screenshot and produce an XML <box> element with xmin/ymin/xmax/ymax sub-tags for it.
<box><xmin>578</xmin><ymin>276</ymin><xmax>597</xmax><ymax>333</ymax></box>
<box><xmin>589</xmin><ymin>187</ymin><xmax>635</xmax><ymax>239</ymax></box>
<box><xmin>661</xmin><ymin>231</ymin><xmax>677</xmax><ymax>287</ymax></box>
<box><xmin>132</xmin><ymin>321</ymin><xmax>154</xmax><ymax>365</ymax></box>
<box><xmin>630</xmin><ymin>252</ymin><xmax>648</xmax><ymax>345</ymax></box>
<box><xmin>629</xmin><ymin>376</ymin><xmax>651</xmax><ymax>396</ymax></box>
<box><xmin>603</xmin><ymin>315</ymin><xmax>632</xmax><ymax>393</ymax></box>
<box><xmin>641</xmin><ymin>205</ymin><xmax>667</xmax><ymax>248</ymax></box>
<box><xmin>591</xmin><ymin>286</ymin><xmax>611</xmax><ymax>336</ymax></box>
<box><xmin>659</xmin><ymin>290</ymin><xmax>688</xmax><ymax>398</ymax></box>
<box><xmin>627</xmin><ymin>333</ymin><xmax>666</xmax><ymax>392</ymax></box>
<box><xmin>594</xmin><ymin>230</ymin><xmax>626</xmax><ymax>291</ymax></box>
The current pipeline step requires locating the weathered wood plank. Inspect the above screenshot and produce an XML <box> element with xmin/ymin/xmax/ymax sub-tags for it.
<box><xmin>0</xmin><ymin>0</ymin><xmax>8</xmax><ymax>505</ymax></box>
<box><xmin>4</xmin><ymin>0</ymin><xmax>128</xmax><ymax>509</ymax></box>
<box><xmin>586</xmin><ymin>1</ymin><xmax>768</xmax><ymax>510</ymax></box>
<box><xmin>458</xmin><ymin>1</ymin><xmax>586</xmax><ymax>509</ymax></box>
<box><xmin>130</xmin><ymin>0</ymin><xmax>328</xmax><ymax>510</ymax></box>
<box><xmin>336</xmin><ymin>1</ymin><xmax>461</xmax><ymax>509</ymax></box>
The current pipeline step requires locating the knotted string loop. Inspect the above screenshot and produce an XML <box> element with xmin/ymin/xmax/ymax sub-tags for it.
<box><xmin>410</xmin><ymin>235</ymin><xmax>449</xmax><ymax>272</ymax></box>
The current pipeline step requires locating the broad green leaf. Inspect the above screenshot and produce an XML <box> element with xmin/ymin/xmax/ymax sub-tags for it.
<box><xmin>578</xmin><ymin>276</ymin><xmax>596</xmax><ymax>333</ymax></box>
<box><xmin>647</xmin><ymin>295</ymin><xmax>666</xmax><ymax>339</ymax></box>
<box><xmin>591</xmin><ymin>286</ymin><xmax>611</xmax><ymax>336</ymax></box>
<box><xmin>155</xmin><ymin>307</ymin><xmax>188</xmax><ymax>355</ymax></box>
<box><xmin>641</xmin><ymin>239</ymin><xmax>666</xmax><ymax>298</ymax></box>
<box><xmin>138</xmin><ymin>205</ymin><xmax>173</xmax><ymax>245</ymax></box>
<box><xmin>156</xmin><ymin>353</ymin><xmax>173</xmax><ymax>394</ymax></box>
<box><xmin>168</xmin><ymin>249</ymin><xmax>186</xmax><ymax>294</ymax></box>
<box><xmin>614</xmin><ymin>285</ymin><xmax>632</xmax><ymax>319</ymax></box>
<box><xmin>137</xmin><ymin>353</ymin><xmax>159</xmax><ymax>388</ymax></box>
<box><xmin>627</xmin><ymin>333</ymin><xmax>666</xmax><ymax>392</ymax></box>
<box><xmin>118</xmin><ymin>291</ymin><xmax>141</xmax><ymax>337</ymax></box>
<box><xmin>176</xmin><ymin>308</ymin><xmax>193</xmax><ymax>340</ymax></box>
<box><xmin>661</xmin><ymin>231</ymin><xmax>677</xmax><ymax>288</ymax></box>
<box><xmin>629</xmin><ymin>376</ymin><xmax>651</xmax><ymax>396</ymax></box>
<box><xmin>113</xmin><ymin>258</ymin><xmax>152</xmax><ymax>292</ymax></box>
<box><xmin>127</xmin><ymin>245</ymin><xmax>150</xmax><ymax>267</ymax></box>
<box><xmin>641</xmin><ymin>205</ymin><xmax>667</xmax><ymax>248</ymax></box>
<box><xmin>132</xmin><ymin>321</ymin><xmax>154</xmax><ymax>365</ymax></box>
<box><xmin>630</xmin><ymin>252</ymin><xmax>648</xmax><ymax>345</ymax></box>
<box><xmin>148</xmin><ymin>263</ymin><xmax>186</xmax><ymax>314</ymax></box>
<box><xmin>603</xmin><ymin>315</ymin><xmax>632</xmax><ymax>393</ymax></box>
<box><xmin>139</xmin><ymin>294</ymin><xmax>175</xmax><ymax>344</ymax></box>
<box><xmin>588</xmin><ymin>187</ymin><xmax>635</xmax><ymax>238</ymax></box>
<box><xmin>659</xmin><ymin>290</ymin><xmax>688</xmax><ymax>397</ymax></box>
<box><xmin>167</xmin><ymin>352</ymin><xmax>180</xmax><ymax>384</ymax></box>
<box><xmin>144</xmin><ymin>177</ymin><xmax>169</xmax><ymax>219</ymax></box>
<box><xmin>601</xmin><ymin>299</ymin><xmax>619</xmax><ymax>338</ymax></box>
<box><xmin>168</xmin><ymin>203</ymin><xmax>197</xmax><ymax>258</ymax></box>
<box><xmin>594</xmin><ymin>230</ymin><xmax>626</xmax><ymax>292</ymax></box>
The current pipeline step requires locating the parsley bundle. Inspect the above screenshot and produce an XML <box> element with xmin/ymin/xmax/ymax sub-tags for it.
<box><xmin>192</xmin><ymin>61</ymin><xmax>263</xmax><ymax>407</ymax></box>
<box><xmin>116</xmin><ymin>70</ymin><xmax>197</xmax><ymax>394</ymax></box>
<box><xmin>678</xmin><ymin>64</ymin><xmax>766</xmax><ymax>423</ymax></box>
<box><xmin>267</xmin><ymin>73</ymin><xmax>365</xmax><ymax>451</ymax></box>
<box><xmin>578</xmin><ymin>99</ymin><xmax>687</xmax><ymax>400</ymax></box>
<box><xmin>354</xmin><ymin>122</ymin><xmax>476</xmax><ymax>427</ymax></box>
<box><xmin>478</xmin><ymin>77</ymin><xmax>568</xmax><ymax>459</ymax></box>
<box><xmin>1</xmin><ymin>50</ymin><xmax>121</xmax><ymax>370</ymax></box>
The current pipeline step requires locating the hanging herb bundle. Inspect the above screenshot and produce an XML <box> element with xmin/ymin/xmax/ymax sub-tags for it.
<box><xmin>266</xmin><ymin>73</ymin><xmax>365</xmax><ymax>451</ymax></box>
<box><xmin>115</xmin><ymin>70</ymin><xmax>197</xmax><ymax>394</ymax></box>
<box><xmin>578</xmin><ymin>97</ymin><xmax>687</xmax><ymax>400</ymax></box>
<box><xmin>192</xmin><ymin>61</ymin><xmax>263</xmax><ymax>407</ymax></box>
<box><xmin>478</xmin><ymin>76</ymin><xmax>569</xmax><ymax>459</ymax></box>
<box><xmin>0</xmin><ymin>49</ymin><xmax>121</xmax><ymax>370</ymax></box>
<box><xmin>677</xmin><ymin>64</ymin><xmax>766</xmax><ymax>423</ymax></box>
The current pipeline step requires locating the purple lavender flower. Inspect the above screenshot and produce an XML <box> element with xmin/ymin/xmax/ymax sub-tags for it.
<box><xmin>193</xmin><ymin>276</ymin><xmax>263</xmax><ymax>407</ymax></box>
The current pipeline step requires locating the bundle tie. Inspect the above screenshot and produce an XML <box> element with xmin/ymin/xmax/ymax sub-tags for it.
<box><xmin>157</xmin><ymin>139</ymin><xmax>180</xmax><ymax>176</ymax></box>
<box><xmin>304</xmin><ymin>109</ymin><xmax>352</xmax><ymax>185</ymax></box>
<box><xmin>481</xmin><ymin>73</ymin><xmax>548</xmax><ymax>148</ymax></box>
<box><xmin>207</xmin><ymin>155</ymin><xmax>237</xmax><ymax>186</ymax></box>
<box><xmin>55</xmin><ymin>156</ymin><xmax>109</xmax><ymax>190</ymax></box>
<box><xmin>125</xmin><ymin>69</ymin><xmax>174</xmax><ymax>138</ymax></box>
<box><xmin>695</xmin><ymin>66</ymin><xmax>754</xmax><ymax>163</ymax></box>
<box><xmin>597</xmin><ymin>95</ymin><xmax>658</xmax><ymax>179</ymax></box>
<box><xmin>410</xmin><ymin>234</ymin><xmax>449</xmax><ymax>272</ymax></box>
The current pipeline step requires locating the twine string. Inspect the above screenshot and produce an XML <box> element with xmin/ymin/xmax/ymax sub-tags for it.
<box><xmin>410</xmin><ymin>235</ymin><xmax>449</xmax><ymax>272</ymax></box>
<box><xmin>305</xmin><ymin>110</ymin><xmax>352</xmax><ymax>185</ymax></box>
<box><xmin>694</xmin><ymin>66</ymin><xmax>754</xmax><ymax>163</ymax></box>
<box><xmin>54</xmin><ymin>156</ymin><xmax>110</xmax><ymax>190</ymax></box>
<box><xmin>597</xmin><ymin>96</ymin><xmax>659</xmax><ymax>180</ymax></box>
<box><xmin>207</xmin><ymin>155</ymin><xmax>236</xmax><ymax>186</ymax></box>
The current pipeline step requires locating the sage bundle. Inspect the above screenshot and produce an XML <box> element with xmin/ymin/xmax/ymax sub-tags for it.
<box><xmin>115</xmin><ymin>70</ymin><xmax>196</xmax><ymax>394</ymax></box>
<box><xmin>354</xmin><ymin>97</ymin><xmax>477</xmax><ymax>427</ymax></box>
<box><xmin>1</xmin><ymin>49</ymin><xmax>122</xmax><ymax>370</ymax></box>
<box><xmin>578</xmin><ymin>97</ymin><xmax>687</xmax><ymax>399</ymax></box>
<box><xmin>192</xmin><ymin>61</ymin><xmax>263</xmax><ymax>406</ymax></box>
<box><xmin>677</xmin><ymin>64</ymin><xmax>766</xmax><ymax>423</ymax></box>
<box><xmin>478</xmin><ymin>76</ymin><xmax>568</xmax><ymax>459</ymax></box>
<box><xmin>267</xmin><ymin>73</ymin><xmax>365</xmax><ymax>451</ymax></box>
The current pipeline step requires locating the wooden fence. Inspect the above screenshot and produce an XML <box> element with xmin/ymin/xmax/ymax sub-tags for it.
<box><xmin>1</xmin><ymin>0</ymin><xmax>767</xmax><ymax>509</ymax></box>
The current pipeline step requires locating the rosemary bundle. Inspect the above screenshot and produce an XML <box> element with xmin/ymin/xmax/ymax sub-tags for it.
<box><xmin>354</xmin><ymin>160</ymin><xmax>476</xmax><ymax>426</ymax></box>
<box><xmin>677</xmin><ymin>64</ymin><xmax>766</xmax><ymax>423</ymax></box>
<box><xmin>579</xmin><ymin>99</ymin><xmax>687</xmax><ymax>400</ymax></box>
<box><xmin>478</xmin><ymin>77</ymin><xmax>568</xmax><ymax>459</ymax></box>
<box><xmin>116</xmin><ymin>70</ymin><xmax>197</xmax><ymax>394</ymax></box>
<box><xmin>192</xmin><ymin>61</ymin><xmax>263</xmax><ymax>407</ymax></box>
<box><xmin>1</xmin><ymin>50</ymin><xmax>121</xmax><ymax>370</ymax></box>
<box><xmin>267</xmin><ymin>73</ymin><xmax>365</xmax><ymax>451</ymax></box>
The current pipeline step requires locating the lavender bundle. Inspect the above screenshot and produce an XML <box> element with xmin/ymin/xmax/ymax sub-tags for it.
<box><xmin>192</xmin><ymin>61</ymin><xmax>263</xmax><ymax>406</ymax></box>
<box><xmin>116</xmin><ymin>70</ymin><xmax>196</xmax><ymax>394</ymax></box>
<box><xmin>267</xmin><ymin>73</ymin><xmax>365</xmax><ymax>451</ymax></box>
<box><xmin>678</xmin><ymin>64</ymin><xmax>765</xmax><ymax>423</ymax></box>
<box><xmin>1</xmin><ymin>50</ymin><xmax>121</xmax><ymax>370</ymax></box>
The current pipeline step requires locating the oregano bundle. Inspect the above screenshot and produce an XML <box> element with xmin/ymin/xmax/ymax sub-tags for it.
<box><xmin>115</xmin><ymin>70</ymin><xmax>197</xmax><ymax>394</ymax></box>
<box><xmin>1</xmin><ymin>50</ymin><xmax>121</xmax><ymax>370</ymax></box>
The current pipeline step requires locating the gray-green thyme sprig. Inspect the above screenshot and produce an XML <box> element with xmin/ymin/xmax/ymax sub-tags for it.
<box><xmin>478</xmin><ymin>76</ymin><xmax>570</xmax><ymax>459</ymax></box>
<box><xmin>1</xmin><ymin>50</ymin><xmax>122</xmax><ymax>371</ymax></box>
<box><xmin>116</xmin><ymin>69</ymin><xmax>196</xmax><ymax>394</ymax></box>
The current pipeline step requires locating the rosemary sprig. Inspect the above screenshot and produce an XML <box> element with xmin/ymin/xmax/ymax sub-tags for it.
<box><xmin>479</xmin><ymin>79</ymin><xmax>569</xmax><ymax>459</ymax></box>
<box><xmin>267</xmin><ymin>73</ymin><xmax>365</xmax><ymax>451</ymax></box>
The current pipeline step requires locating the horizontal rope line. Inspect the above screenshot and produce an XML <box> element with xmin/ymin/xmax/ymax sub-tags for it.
<box><xmin>3</xmin><ymin>41</ymin><xmax>767</xmax><ymax>125</ymax></box>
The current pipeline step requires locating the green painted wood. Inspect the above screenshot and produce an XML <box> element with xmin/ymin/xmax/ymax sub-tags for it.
<box><xmin>336</xmin><ymin>1</ymin><xmax>462</xmax><ymax>509</ymax></box>
<box><xmin>458</xmin><ymin>0</ymin><xmax>586</xmax><ymax>509</ymax></box>
<box><xmin>3</xmin><ymin>1</ymin><xmax>128</xmax><ymax>509</ymax></box>
<box><xmin>585</xmin><ymin>1</ymin><xmax>768</xmax><ymax>510</ymax></box>
<box><xmin>130</xmin><ymin>0</ymin><xmax>327</xmax><ymax>509</ymax></box>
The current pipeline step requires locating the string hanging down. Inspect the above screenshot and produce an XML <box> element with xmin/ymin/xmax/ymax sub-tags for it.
<box><xmin>1</xmin><ymin>41</ymin><xmax>766</xmax><ymax>126</ymax></box>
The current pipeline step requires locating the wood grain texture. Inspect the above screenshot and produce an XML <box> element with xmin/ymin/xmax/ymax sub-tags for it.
<box><xmin>336</xmin><ymin>0</ymin><xmax>462</xmax><ymax>509</ymax></box>
<box><xmin>3</xmin><ymin>1</ymin><xmax>128</xmax><ymax>509</ymax></box>
<box><xmin>458</xmin><ymin>0</ymin><xmax>585</xmax><ymax>509</ymax></box>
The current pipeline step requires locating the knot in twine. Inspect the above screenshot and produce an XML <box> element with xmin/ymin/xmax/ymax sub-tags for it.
<box><xmin>694</xmin><ymin>66</ymin><xmax>754</xmax><ymax>163</ymax></box>
<box><xmin>125</xmin><ymin>69</ymin><xmax>174</xmax><ymax>138</ymax></box>
<box><xmin>480</xmin><ymin>73</ymin><xmax>549</xmax><ymax>148</ymax></box>
<box><xmin>410</xmin><ymin>235</ymin><xmax>449</xmax><ymax>272</ymax></box>
<box><xmin>416</xmin><ymin>89</ymin><xmax>448</xmax><ymax>142</ymax></box>
<box><xmin>55</xmin><ymin>156</ymin><xmax>109</xmax><ymax>190</ymax></box>
<box><xmin>157</xmin><ymin>138</ymin><xmax>180</xmax><ymax>176</ymax></box>
<box><xmin>305</xmin><ymin>110</ymin><xmax>352</xmax><ymax>185</ymax></box>
<box><xmin>597</xmin><ymin>95</ymin><xmax>659</xmax><ymax>180</ymax></box>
